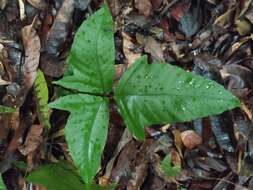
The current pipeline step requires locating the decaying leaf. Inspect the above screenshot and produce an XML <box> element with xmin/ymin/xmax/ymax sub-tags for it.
<box><xmin>134</xmin><ymin>0</ymin><xmax>152</xmax><ymax>17</ymax></box>
<box><xmin>27</xmin><ymin>0</ymin><xmax>47</xmax><ymax>10</ymax></box>
<box><xmin>122</xmin><ymin>32</ymin><xmax>141</xmax><ymax>67</ymax></box>
<box><xmin>214</xmin><ymin>8</ymin><xmax>234</xmax><ymax>27</ymax></box>
<box><xmin>136</xmin><ymin>33</ymin><xmax>164</xmax><ymax>61</ymax></box>
<box><xmin>9</xmin><ymin>21</ymin><xmax>41</xmax><ymax>107</ymax></box>
<box><xmin>178</xmin><ymin>0</ymin><xmax>202</xmax><ymax>37</ymax></box>
<box><xmin>235</xmin><ymin>19</ymin><xmax>251</xmax><ymax>36</ymax></box>
<box><xmin>0</xmin><ymin>0</ymin><xmax>7</xmax><ymax>10</ymax></box>
<box><xmin>18</xmin><ymin>125</ymin><xmax>43</xmax><ymax>156</ymax></box>
<box><xmin>40</xmin><ymin>0</ymin><xmax>75</xmax><ymax>77</ymax></box>
<box><xmin>74</xmin><ymin>0</ymin><xmax>91</xmax><ymax>10</ymax></box>
<box><xmin>21</xmin><ymin>22</ymin><xmax>41</xmax><ymax>91</ymax></box>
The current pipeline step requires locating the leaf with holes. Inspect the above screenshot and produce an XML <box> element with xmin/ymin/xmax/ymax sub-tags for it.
<box><xmin>114</xmin><ymin>56</ymin><xmax>240</xmax><ymax>139</ymax></box>
<box><xmin>54</xmin><ymin>4</ymin><xmax>115</xmax><ymax>94</ymax></box>
<box><xmin>48</xmin><ymin>94</ymin><xmax>109</xmax><ymax>184</ymax></box>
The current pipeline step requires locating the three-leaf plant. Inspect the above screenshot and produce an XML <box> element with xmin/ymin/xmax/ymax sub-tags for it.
<box><xmin>45</xmin><ymin>4</ymin><xmax>239</xmax><ymax>187</ymax></box>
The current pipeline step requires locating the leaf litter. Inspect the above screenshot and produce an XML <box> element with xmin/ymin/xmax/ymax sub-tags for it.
<box><xmin>0</xmin><ymin>0</ymin><xmax>253</xmax><ymax>190</ymax></box>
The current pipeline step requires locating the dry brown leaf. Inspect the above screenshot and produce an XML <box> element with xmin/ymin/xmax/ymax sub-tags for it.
<box><xmin>150</xmin><ymin>0</ymin><xmax>163</xmax><ymax>11</ymax></box>
<box><xmin>134</xmin><ymin>0</ymin><xmax>152</xmax><ymax>17</ymax></box>
<box><xmin>127</xmin><ymin>162</ymin><xmax>148</xmax><ymax>190</ymax></box>
<box><xmin>2</xmin><ymin>20</ymin><xmax>41</xmax><ymax>108</ymax></box>
<box><xmin>136</xmin><ymin>33</ymin><xmax>164</xmax><ymax>61</ymax></box>
<box><xmin>122</xmin><ymin>32</ymin><xmax>141</xmax><ymax>67</ymax></box>
<box><xmin>172</xmin><ymin>129</ymin><xmax>183</xmax><ymax>157</ymax></box>
<box><xmin>21</xmin><ymin>22</ymin><xmax>41</xmax><ymax>90</ymax></box>
<box><xmin>19</xmin><ymin>125</ymin><xmax>43</xmax><ymax>155</ymax></box>
<box><xmin>27</xmin><ymin>0</ymin><xmax>47</xmax><ymax>10</ymax></box>
<box><xmin>108</xmin><ymin>0</ymin><xmax>123</xmax><ymax>17</ymax></box>
<box><xmin>8</xmin><ymin>20</ymin><xmax>42</xmax><ymax>107</ymax></box>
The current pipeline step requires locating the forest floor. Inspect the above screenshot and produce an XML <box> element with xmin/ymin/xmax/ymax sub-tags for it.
<box><xmin>0</xmin><ymin>0</ymin><xmax>253</xmax><ymax>189</ymax></box>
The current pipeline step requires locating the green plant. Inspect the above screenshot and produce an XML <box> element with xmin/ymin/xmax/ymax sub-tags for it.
<box><xmin>160</xmin><ymin>155</ymin><xmax>181</xmax><ymax>177</ymax></box>
<box><xmin>0</xmin><ymin>105</ymin><xmax>15</xmax><ymax>113</ymax></box>
<box><xmin>34</xmin><ymin>69</ymin><xmax>50</xmax><ymax>129</ymax></box>
<box><xmin>28</xmin><ymin>4</ymin><xmax>239</xmax><ymax>189</ymax></box>
<box><xmin>0</xmin><ymin>175</ymin><xmax>6</xmax><ymax>190</ymax></box>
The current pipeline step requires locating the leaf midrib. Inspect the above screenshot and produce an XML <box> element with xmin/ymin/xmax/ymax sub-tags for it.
<box><xmin>115</xmin><ymin>93</ymin><xmax>229</xmax><ymax>99</ymax></box>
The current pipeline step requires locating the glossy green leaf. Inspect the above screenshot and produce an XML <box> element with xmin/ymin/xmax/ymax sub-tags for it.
<box><xmin>114</xmin><ymin>56</ymin><xmax>240</xmax><ymax>139</ymax></box>
<box><xmin>26</xmin><ymin>162</ymin><xmax>114</xmax><ymax>190</ymax></box>
<box><xmin>0</xmin><ymin>105</ymin><xmax>15</xmax><ymax>113</ymax></box>
<box><xmin>54</xmin><ymin>4</ymin><xmax>115</xmax><ymax>94</ymax></box>
<box><xmin>160</xmin><ymin>155</ymin><xmax>181</xmax><ymax>177</ymax></box>
<box><xmin>0</xmin><ymin>176</ymin><xmax>6</xmax><ymax>190</ymax></box>
<box><xmin>26</xmin><ymin>161</ymin><xmax>84</xmax><ymax>190</ymax></box>
<box><xmin>48</xmin><ymin>94</ymin><xmax>109</xmax><ymax>184</ymax></box>
<box><xmin>34</xmin><ymin>69</ymin><xmax>50</xmax><ymax>129</ymax></box>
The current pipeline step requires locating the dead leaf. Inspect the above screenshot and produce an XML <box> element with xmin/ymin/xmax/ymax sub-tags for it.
<box><xmin>0</xmin><ymin>0</ymin><xmax>7</xmax><ymax>10</ymax></box>
<box><xmin>18</xmin><ymin>0</ymin><xmax>26</xmax><ymax>20</ymax></box>
<box><xmin>74</xmin><ymin>0</ymin><xmax>91</xmax><ymax>10</ymax></box>
<box><xmin>170</xmin><ymin>0</ymin><xmax>190</xmax><ymax>21</ymax></box>
<box><xmin>27</xmin><ymin>0</ymin><xmax>47</xmax><ymax>10</ymax></box>
<box><xmin>122</xmin><ymin>32</ymin><xmax>141</xmax><ymax>67</ymax></box>
<box><xmin>22</xmin><ymin>21</ymin><xmax>41</xmax><ymax>87</ymax></box>
<box><xmin>172</xmin><ymin>129</ymin><xmax>183</xmax><ymax>157</ymax></box>
<box><xmin>235</xmin><ymin>19</ymin><xmax>251</xmax><ymax>36</ymax></box>
<box><xmin>13</xmin><ymin>20</ymin><xmax>41</xmax><ymax>107</ymax></box>
<box><xmin>134</xmin><ymin>0</ymin><xmax>152</xmax><ymax>17</ymax></box>
<box><xmin>108</xmin><ymin>0</ymin><xmax>123</xmax><ymax>17</ymax></box>
<box><xmin>245</xmin><ymin>8</ymin><xmax>253</xmax><ymax>23</ymax></box>
<box><xmin>40</xmin><ymin>0</ymin><xmax>75</xmax><ymax>77</ymax></box>
<box><xmin>127</xmin><ymin>162</ymin><xmax>148</xmax><ymax>190</ymax></box>
<box><xmin>214</xmin><ymin>8</ymin><xmax>234</xmax><ymax>27</ymax></box>
<box><xmin>136</xmin><ymin>33</ymin><xmax>164</xmax><ymax>61</ymax></box>
<box><xmin>45</xmin><ymin>0</ymin><xmax>74</xmax><ymax>56</ymax></box>
<box><xmin>150</xmin><ymin>0</ymin><xmax>163</xmax><ymax>11</ymax></box>
<box><xmin>1</xmin><ymin>20</ymin><xmax>42</xmax><ymax>108</ymax></box>
<box><xmin>18</xmin><ymin>125</ymin><xmax>43</xmax><ymax>156</ymax></box>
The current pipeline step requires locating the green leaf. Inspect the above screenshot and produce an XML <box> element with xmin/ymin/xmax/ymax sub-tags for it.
<box><xmin>26</xmin><ymin>161</ymin><xmax>84</xmax><ymax>190</ymax></box>
<box><xmin>12</xmin><ymin>160</ymin><xmax>28</xmax><ymax>170</ymax></box>
<box><xmin>0</xmin><ymin>105</ymin><xmax>15</xmax><ymax>113</ymax></box>
<box><xmin>0</xmin><ymin>176</ymin><xmax>6</xmax><ymax>190</ymax></box>
<box><xmin>34</xmin><ymin>69</ymin><xmax>50</xmax><ymax>129</ymax></box>
<box><xmin>160</xmin><ymin>155</ymin><xmax>181</xmax><ymax>177</ymax></box>
<box><xmin>114</xmin><ymin>56</ymin><xmax>240</xmax><ymax>139</ymax></box>
<box><xmin>54</xmin><ymin>4</ymin><xmax>115</xmax><ymax>94</ymax></box>
<box><xmin>48</xmin><ymin>94</ymin><xmax>109</xmax><ymax>184</ymax></box>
